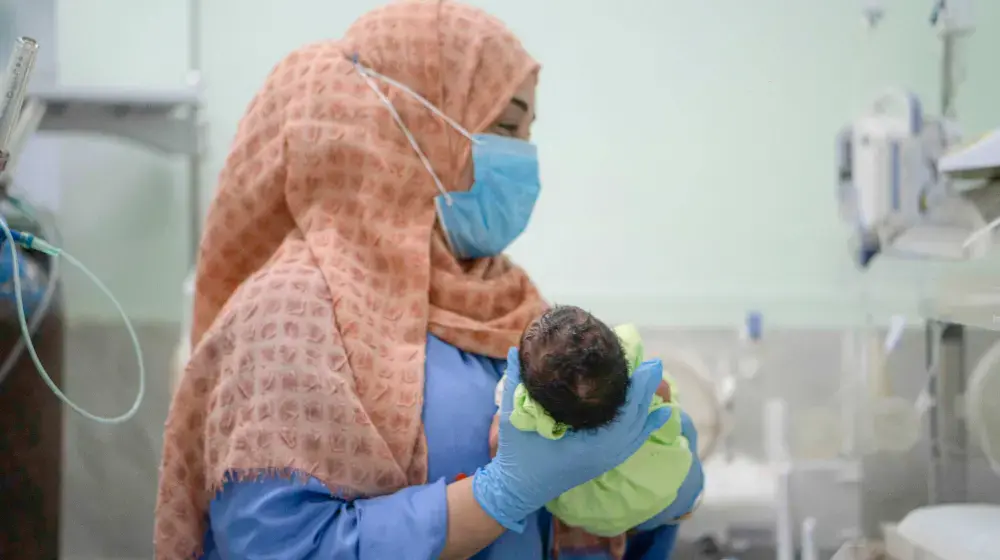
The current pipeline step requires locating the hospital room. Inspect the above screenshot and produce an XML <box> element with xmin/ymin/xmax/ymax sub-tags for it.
<box><xmin>1</xmin><ymin>0</ymin><xmax>1000</xmax><ymax>558</ymax></box>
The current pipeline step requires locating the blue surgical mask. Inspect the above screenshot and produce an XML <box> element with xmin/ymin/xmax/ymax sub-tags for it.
<box><xmin>353</xmin><ymin>60</ymin><xmax>540</xmax><ymax>259</ymax></box>
<box><xmin>434</xmin><ymin>134</ymin><xmax>540</xmax><ymax>259</ymax></box>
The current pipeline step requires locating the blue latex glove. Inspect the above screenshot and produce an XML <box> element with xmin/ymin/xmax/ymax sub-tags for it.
<box><xmin>473</xmin><ymin>347</ymin><xmax>673</xmax><ymax>532</ymax></box>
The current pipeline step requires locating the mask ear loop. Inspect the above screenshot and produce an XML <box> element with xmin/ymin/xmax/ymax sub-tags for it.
<box><xmin>351</xmin><ymin>56</ymin><xmax>481</xmax><ymax>206</ymax></box>
<box><xmin>355</xmin><ymin>59</ymin><xmax>478</xmax><ymax>142</ymax></box>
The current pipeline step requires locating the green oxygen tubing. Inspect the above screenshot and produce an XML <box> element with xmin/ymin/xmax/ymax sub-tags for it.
<box><xmin>0</xmin><ymin>35</ymin><xmax>143</xmax><ymax>424</ymax></box>
<box><xmin>0</xmin><ymin>197</ymin><xmax>61</xmax><ymax>389</ymax></box>
<box><xmin>0</xmin><ymin>211</ymin><xmax>145</xmax><ymax>424</ymax></box>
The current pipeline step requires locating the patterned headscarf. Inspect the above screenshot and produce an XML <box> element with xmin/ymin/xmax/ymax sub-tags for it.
<box><xmin>155</xmin><ymin>1</ymin><xmax>620</xmax><ymax>557</ymax></box>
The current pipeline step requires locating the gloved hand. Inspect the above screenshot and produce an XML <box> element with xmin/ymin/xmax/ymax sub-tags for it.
<box><xmin>473</xmin><ymin>347</ymin><xmax>673</xmax><ymax>532</ymax></box>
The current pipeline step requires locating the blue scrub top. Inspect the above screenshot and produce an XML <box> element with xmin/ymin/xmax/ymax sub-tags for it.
<box><xmin>200</xmin><ymin>334</ymin><xmax>702</xmax><ymax>559</ymax></box>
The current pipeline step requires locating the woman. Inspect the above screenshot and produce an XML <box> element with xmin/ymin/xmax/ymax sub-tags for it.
<box><xmin>155</xmin><ymin>1</ymin><xmax>703</xmax><ymax>559</ymax></box>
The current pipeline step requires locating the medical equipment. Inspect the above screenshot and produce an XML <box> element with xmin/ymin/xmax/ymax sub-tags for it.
<box><xmin>734</xmin><ymin>311</ymin><xmax>763</xmax><ymax>381</ymax></box>
<box><xmin>939</xmin><ymin>130</ymin><xmax>1000</xmax><ymax>180</ymax></box>
<box><xmin>834</xmin><ymin>4</ymin><xmax>1000</xmax><ymax>549</ymax></box>
<box><xmin>918</xmin><ymin>181</ymin><xmax>1000</xmax><ymax>329</ymax></box>
<box><xmin>354</xmin><ymin>58</ymin><xmax>541</xmax><ymax>260</ymax></box>
<box><xmin>899</xmin><ymin>97</ymin><xmax>1000</xmax><ymax>560</ymax></box>
<box><xmin>0</xmin><ymin>37</ymin><xmax>62</xmax><ymax>387</ymax></box>
<box><xmin>824</xmin><ymin>319</ymin><xmax>1000</xmax><ymax>560</ymax></box>
<box><xmin>0</xmin><ymin>36</ymin><xmax>36</xmax><ymax>173</ymax></box>
<box><xmin>835</xmin><ymin>91</ymin><xmax>1000</xmax><ymax>264</ymax></box>
<box><xmin>832</xmin><ymin>2</ymin><xmax>1000</xmax><ymax>548</ymax></box>
<box><xmin>877</xmin><ymin>333</ymin><xmax>1000</xmax><ymax>559</ymax></box>
<box><xmin>772</xmin><ymin>400</ymin><xmax>865</xmax><ymax>560</ymax></box>
<box><xmin>8</xmin><ymin>0</ymin><xmax>204</xmax><ymax>261</ymax></box>
<box><xmin>666</xmin><ymin>316</ymin><xmax>784</xmax><ymax>557</ymax></box>
<box><xmin>658</xmin><ymin>345</ymin><xmax>723</xmax><ymax>461</ymax></box>
<box><xmin>839</xmin><ymin>0</ymin><xmax>990</xmax><ymax>266</ymax></box>
<box><xmin>967</xmin><ymin>339</ymin><xmax>1000</xmax><ymax>474</ymax></box>
<box><xmin>769</xmin><ymin>325</ymin><xmax>919</xmax><ymax>558</ymax></box>
<box><xmin>0</xmin><ymin>195</ymin><xmax>61</xmax><ymax>386</ymax></box>
<box><xmin>770</xmin><ymin>319</ymin><xmax>947</xmax><ymax>559</ymax></box>
<box><xmin>0</xmin><ymin>36</ymin><xmax>145</xmax><ymax>424</ymax></box>
<box><xmin>715</xmin><ymin>312</ymin><xmax>765</xmax><ymax>461</ymax></box>
<box><xmin>846</xmin><ymin>186</ymin><xmax>1000</xmax><ymax>559</ymax></box>
<box><xmin>848</xmin><ymin>317</ymin><xmax>934</xmax><ymax>455</ymax></box>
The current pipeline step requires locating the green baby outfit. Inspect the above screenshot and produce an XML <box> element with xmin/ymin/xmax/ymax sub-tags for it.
<box><xmin>500</xmin><ymin>324</ymin><xmax>694</xmax><ymax>536</ymax></box>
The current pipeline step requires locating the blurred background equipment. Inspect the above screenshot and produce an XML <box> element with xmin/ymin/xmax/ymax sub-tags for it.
<box><xmin>827</xmin><ymin>1</ymin><xmax>1000</xmax><ymax>559</ymax></box>
<box><xmin>837</xmin><ymin>0</ymin><xmax>981</xmax><ymax>266</ymax></box>
<box><xmin>1</xmin><ymin>0</ymin><xmax>201</xmax><ymax>556</ymax></box>
<box><xmin>0</xmin><ymin>33</ymin><xmax>64</xmax><ymax>560</ymax></box>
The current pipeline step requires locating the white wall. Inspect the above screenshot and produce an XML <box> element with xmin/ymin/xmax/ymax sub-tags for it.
<box><xmin>33</xmin><ymin>0</ymin><xmax>1000</xmax><ymax>326</ymax></box>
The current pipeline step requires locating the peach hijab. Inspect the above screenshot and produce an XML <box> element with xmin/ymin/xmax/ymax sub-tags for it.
<box><xmin>154</xmin><ymin>1</ymin><xmax>549</xmax><ymax>557</ymax></box>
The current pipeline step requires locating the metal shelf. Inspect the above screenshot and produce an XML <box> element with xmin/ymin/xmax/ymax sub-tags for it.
<box><xmin>19</xmin><ymin>83</ymin><xmax>206</xmax><ymax>263</ymax></box>
<box><xmin>29</xmin><ymin>85</ymin><xmax>203</xmax><ymax>156</ymax></box>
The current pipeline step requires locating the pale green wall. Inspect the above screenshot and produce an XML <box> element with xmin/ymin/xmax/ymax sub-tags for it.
<box><xmin>52</xmin><ymin>0</ymin><xmax>192</xmax><ymax>323</ymax></box>
<box><xmin>44</xmin><ymin>0</ymin><xmax>1000</xmax><ymax>326</ymax></box>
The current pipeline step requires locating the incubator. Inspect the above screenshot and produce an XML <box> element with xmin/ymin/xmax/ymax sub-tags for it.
<box><xmin>650</xmin><ymin>313</ymin><xmax>790</xmax><ymax>557</ymax></box>
<box><xmin>826</xmin><ymin>1</ymin><xmax>1000</xmax><ymax>556</ymax></box>
<box><xmin>681</xmin><ymin>317</ymin><xmax>921</xmax><ymax>559</ymax></box>
<box><xmin>871</xmin><ymin>315</ymin><xmax>1000</xmax><ymax>560</ymax></box>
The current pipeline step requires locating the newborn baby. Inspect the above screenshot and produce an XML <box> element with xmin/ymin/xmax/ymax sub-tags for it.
<box><xmin>489</xmin><ymin>305</ymin><xmax>695</xmax><ymax>537</ymax></box>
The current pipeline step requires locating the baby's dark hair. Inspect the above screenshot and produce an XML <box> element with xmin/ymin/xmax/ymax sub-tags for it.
<box><xmin>518</xmin><ymin>305</ymin><xmax>630</xmax><ymax>431</ymax></box>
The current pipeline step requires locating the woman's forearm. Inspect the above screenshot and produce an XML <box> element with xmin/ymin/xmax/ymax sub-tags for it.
<box><xmin>208</xmin><ymin>473</ymin><xmax>509</xmax><ymax>560</ymax></box>
<box><xmin>440</xmin><ymin>475</ymin><xmax>506</xmax><ymax>560</ymax></box>
<box><xmin>210</xmin><ymin>475</ymin><xmax>455</xmax><ymax>559</ymax></box>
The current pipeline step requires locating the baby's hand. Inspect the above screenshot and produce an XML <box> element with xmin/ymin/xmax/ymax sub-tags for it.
<box><xmin>655</xmin><ymin>380</ymin><xmax>671</xmax><ymax>401</ymax></box>
<box><xmin>489</xmin><ymin>413</ymin><xmax>500</xmax><ymax>458</ymax></box>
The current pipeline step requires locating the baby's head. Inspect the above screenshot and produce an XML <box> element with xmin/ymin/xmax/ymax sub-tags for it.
<box><xmin>518</xmin><ymin>305</ymin><xmax>629</xmax><ymax>431</ymax></box>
